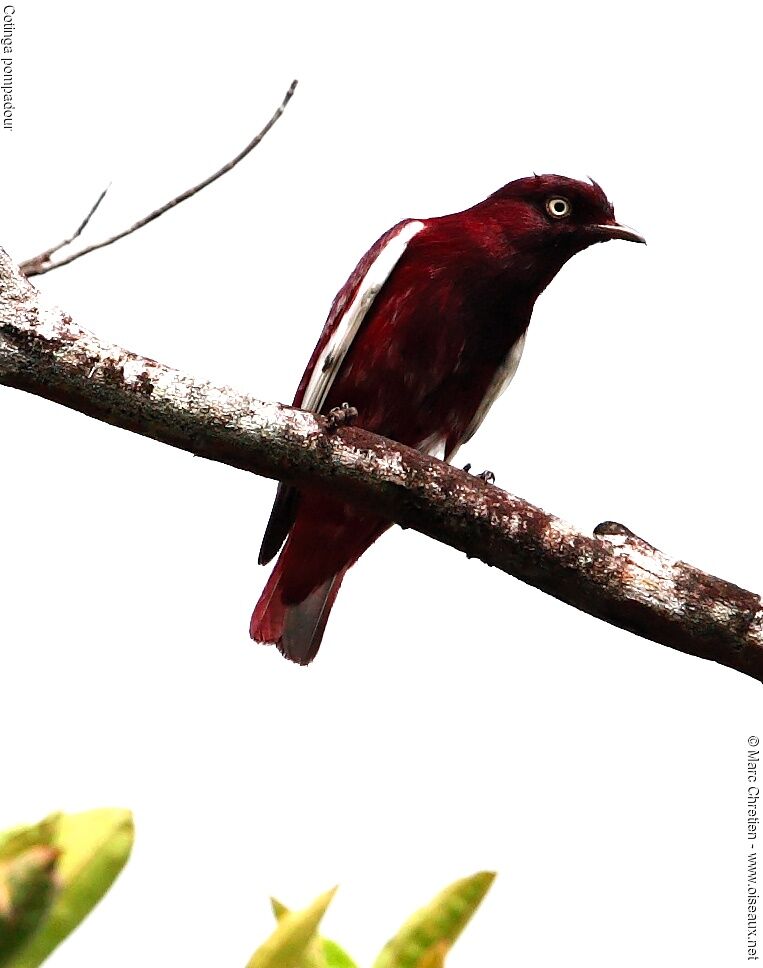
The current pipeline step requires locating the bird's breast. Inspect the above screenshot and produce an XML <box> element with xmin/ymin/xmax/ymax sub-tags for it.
<box><xmin>322</xmin><ymin>234</ymin><xmax>532</xmax><ymax>453</ymax></box>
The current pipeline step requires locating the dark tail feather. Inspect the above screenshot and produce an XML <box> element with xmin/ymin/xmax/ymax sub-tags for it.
<box><xmin>250</xmin><ymin>562</ymin><xmax>346</xmax><ymax>666</ymax></box>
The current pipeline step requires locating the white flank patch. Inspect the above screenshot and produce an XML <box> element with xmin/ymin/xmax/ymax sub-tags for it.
<box><xmin>418</xmin><ymin>432</ymin><xmax>448</xmax><ymax>461</ymax></box>
<box><xmin>448</xmin><ymin>332</ymin><xmax>527</xmax><ymax>463</ymax></box>
<box><xmin>302</xmin><ymin>219</ymin><xmax>425</xmax><ymax>414</ymax></box>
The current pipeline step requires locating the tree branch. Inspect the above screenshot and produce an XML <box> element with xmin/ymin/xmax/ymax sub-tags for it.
<box><xmin>1</xmin><ymin>246</ymin><xmax>762</xmax><ymax>681</ymax></box>
<box><xmin>19</xmin><ymin>80</ymin><xmax>298</xmax><ymax>278</ymax></box>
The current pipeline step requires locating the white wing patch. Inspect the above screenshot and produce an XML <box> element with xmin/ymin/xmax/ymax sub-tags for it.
<box><xmin>453</xmin><ymin>331</ymin><xmax>527</xmax><ymax>456</ymax></box>
<box><xmin>302</xmin><ymin>220</ymin><xmax>426</xmax><ymax>414</ymax></box>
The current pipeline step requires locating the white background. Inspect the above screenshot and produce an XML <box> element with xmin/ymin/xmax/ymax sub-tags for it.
<box><xmin>2</xmin><ymin>2</ymin><xmax>761</xmax><ymax>965</ymax></box>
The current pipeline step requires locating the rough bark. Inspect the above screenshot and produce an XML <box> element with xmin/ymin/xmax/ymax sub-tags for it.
<box><xmin>1</xmin><ymin>246</ymin><xmax>762</xmax><ymax>681</ymax></box>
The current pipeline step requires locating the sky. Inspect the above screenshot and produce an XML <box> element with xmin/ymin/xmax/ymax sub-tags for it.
<box><xmin>2</xmin><ymin>1</ymin><xmax>761</xmax><ymax>965</ymax></box>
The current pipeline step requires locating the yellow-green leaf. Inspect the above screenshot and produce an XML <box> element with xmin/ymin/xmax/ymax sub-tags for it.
<box><xmin>372</xmin><ymin>872</ymin><xmax>496</xmax><ymax>968</ymax></box>
<box><xmin>247</xmin><ymin>888</ymin><xmax>336</xmax><ymax>968</ymax></box>
<box><xmin>270</xmin><ymin>898</ymin><xmax>358</xmax><ymax>968</ymax></box>
<box><xmin>0</xmin><ymin>819</ymin><xmax>60</xmax><ymax>864</ymax></box>
<box><xmin>413</xmin><ymin>942</ymin><xmax>448</xmax><ymax>968</ymax></box>
<box><xmin>270</xmin><ymin>898</ymin><xmax>289</xmax><ymax>921</ymax></box>
<box><xmin>268</xmin><ymin>896</ymin><xmax>326</xmax><ymax>968</ymax></box>
<box><xmin>2</xmin><ymin>809</ymin><xmax>134</xmax><ymax>968</ymax></box>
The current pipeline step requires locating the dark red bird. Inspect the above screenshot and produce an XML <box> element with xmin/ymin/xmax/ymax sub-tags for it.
<box><xmin>251</xmin><ymin>174</ymin><xmax>644</xmax><ymax>664</ymax></box>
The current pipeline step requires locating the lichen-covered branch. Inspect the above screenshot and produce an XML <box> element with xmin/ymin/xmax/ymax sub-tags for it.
<box><xmin>1</xmin><ymin>246</ymin><xmax>762</xmax><ymax>682</ymax></box>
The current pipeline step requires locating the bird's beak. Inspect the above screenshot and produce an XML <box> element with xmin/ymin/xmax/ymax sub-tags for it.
<box><xmin>592</xmin><ymin>222</ymin><xmax>646</xmax><ymax>244</ymax></box>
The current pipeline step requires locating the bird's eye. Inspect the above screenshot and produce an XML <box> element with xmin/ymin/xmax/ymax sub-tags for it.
<box><xmin>546</xmin><ymin>196</ymin><xmax>571</xmax><ymax>219</ymax></box>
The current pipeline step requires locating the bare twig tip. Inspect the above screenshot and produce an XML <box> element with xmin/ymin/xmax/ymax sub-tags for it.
<box><xmin>20</xmin><ymin>80</ymin><xmax>299</xmax><ymax>279</ymax></box>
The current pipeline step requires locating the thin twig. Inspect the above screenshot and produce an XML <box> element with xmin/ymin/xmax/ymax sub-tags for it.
<box><xmin>19</xmin><ymin>80</ymin><xmax>298</xmax><ymax>278</ymax></box>
<box><xmin>19</xmin><ymin>185</ymin><xmax>111</xmax><ymax>276</ymax></box>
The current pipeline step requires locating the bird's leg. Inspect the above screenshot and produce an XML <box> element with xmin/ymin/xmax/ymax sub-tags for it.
<box><xmin>463</xmin><ymin>463</ymin><xmax>496</xmax><ymax>485</ymax></box>
<box><xmin>326</xmin><ymin>402</ymin><xmax>359</xmax><ymax>431</ymax></box>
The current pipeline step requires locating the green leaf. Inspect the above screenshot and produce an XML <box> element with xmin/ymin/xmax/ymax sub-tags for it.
<box><xmin>247</xmin><ymin>888</ymin><xmax>336</xmax><ymax>968</ymax></box>
<box><xmin>372</xmin><ymin>871</ymin><xmax>496</xmax><ymax>968</ymax></box>
<box><xmin>0</xmin><ymin>847</ymin><xmax>59</xmax><ymax>964</ymax></box>
<box><xmin>322</xmin><ymin>938</ymin><xmax>359</xmax><ymax>968</ymax></box>
<box><xmin>2</xmin><ymin>808</ymin><xmax>134</xmax><ymax>968</ymax></box>
<box><xmin>269</xmin><ymin>896</ymin><xmax>358</xmax><ymax>968</ymax></box>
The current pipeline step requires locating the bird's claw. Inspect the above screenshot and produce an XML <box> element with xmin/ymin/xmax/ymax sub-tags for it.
<box><xmin>326</xmin><ymin>402</ymin><xmax>358</xmax><ymax>431</ymax></box>
<box><xmin>463</xmin><ymin>463</ymin><xmax>496</xmax><ymax>485</ymax></box>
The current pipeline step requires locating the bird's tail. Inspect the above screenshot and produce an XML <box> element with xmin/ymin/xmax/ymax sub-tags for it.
<box><xmin>249</xmin><ymin>556</ymin><xmax>346</xmax><ymax>666</ymax></box>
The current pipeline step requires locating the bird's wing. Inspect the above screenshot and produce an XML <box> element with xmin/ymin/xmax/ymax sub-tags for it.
<box><xmin>258</xmin><ymin>218</ymin><xmax>426</xmax><ymax>565</ymax></box>
<box><xmin>295</xmin><ymin>219</ymin><xmax>426</xmax><ymax>411</ymax></box>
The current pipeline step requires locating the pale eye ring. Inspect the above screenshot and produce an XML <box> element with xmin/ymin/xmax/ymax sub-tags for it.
<box><xmin>546</xmin><ymin>196</ymin><xmax>571</xmax><ymax>219</ymax></box>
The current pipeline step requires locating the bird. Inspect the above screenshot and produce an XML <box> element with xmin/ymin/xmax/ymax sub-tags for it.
<box><xmin>251</xmin><ymin>174</ymin><xmax>644</xmax><ymax>665</ymax></box>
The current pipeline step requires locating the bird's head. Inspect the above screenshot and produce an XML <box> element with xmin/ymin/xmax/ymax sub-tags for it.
<box><xmin>458</xmin><ymin>173</ymin><xmax>644</xmax><ymax>295</ymax></box>
<box><xmin>487</xmin><ymin>173</ymin><xmax>645</xmax><ymax>252</ymax></box>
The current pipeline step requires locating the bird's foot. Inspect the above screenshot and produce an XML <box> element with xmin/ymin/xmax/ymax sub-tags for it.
<box><xmin>326</xmin><ymin>402</ymin><xmax>359</xmax><ymax>431</ymax></box>
<box><xmin>463</xmin><ymin>463</ymin><xmax>496</xmax><ymax>485</ymax></box>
